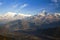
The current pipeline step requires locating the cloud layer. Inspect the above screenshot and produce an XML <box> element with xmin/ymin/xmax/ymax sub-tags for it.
<box><xmin>0</xmin><ymin>12</ymin><xmax>32</xmax><ymax>20</ymax></box>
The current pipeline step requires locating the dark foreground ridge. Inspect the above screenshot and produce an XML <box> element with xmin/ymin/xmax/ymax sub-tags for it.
<box><xmin>0</xmin><ymin>27</ymin><xmax>60</xmax><ymax>40</ymax></box>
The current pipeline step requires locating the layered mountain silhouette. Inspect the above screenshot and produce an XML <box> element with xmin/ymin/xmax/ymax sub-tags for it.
<box><xmin>0</xmin><ymin>10</ymin><xmax>60</xmax><ymax>31</ymax></box>
<box><xmin>0</xmin><ymin>11</ymin><xmax>60</xmax><ymax>40</ymax></box>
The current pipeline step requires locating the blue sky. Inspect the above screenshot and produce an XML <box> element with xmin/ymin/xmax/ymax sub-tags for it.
<box><xmin>0</xmin><ymin>0</ymin><xmax>60</xmax><ymax>15</ymax></box>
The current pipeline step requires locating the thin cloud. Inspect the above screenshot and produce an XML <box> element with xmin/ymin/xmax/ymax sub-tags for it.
<box><xmin>0</xmin><ymin>2</ymin><xmax>3</xmax><ymax>6</ymax></box>
<box><xmin>12</xmin><ymin>3</ymin><xmax>28</xmax><ymax>13</ymax></box>
<box><xmin>51</xmin><ymin>0</ymin><xmax>58</xmax><ymax>3</ymax></box>
<box><xmin>12</xmin><ymin>4</ymin><xmax>19</xmax><ymax>8</ymax></box>
<box><xmin>20</xmin><ymin>4</ymin><xmax>28</xmax><ymax>9</ymax></box>
<box><xmin>12</xmin><ymin>4</ymin><xmax>28</xmax><ymax>9</ymax></box>
<box><xmin>50</xmin><ymin>0</ymin><xmax>59</xmax><ymax>8</ymax></box>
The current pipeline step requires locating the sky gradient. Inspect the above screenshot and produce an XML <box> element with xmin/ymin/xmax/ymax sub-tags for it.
<box><xmin>0</xmin><ymin>0</ymin><xmax>60</xmax><ymax>15</ymax></box>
